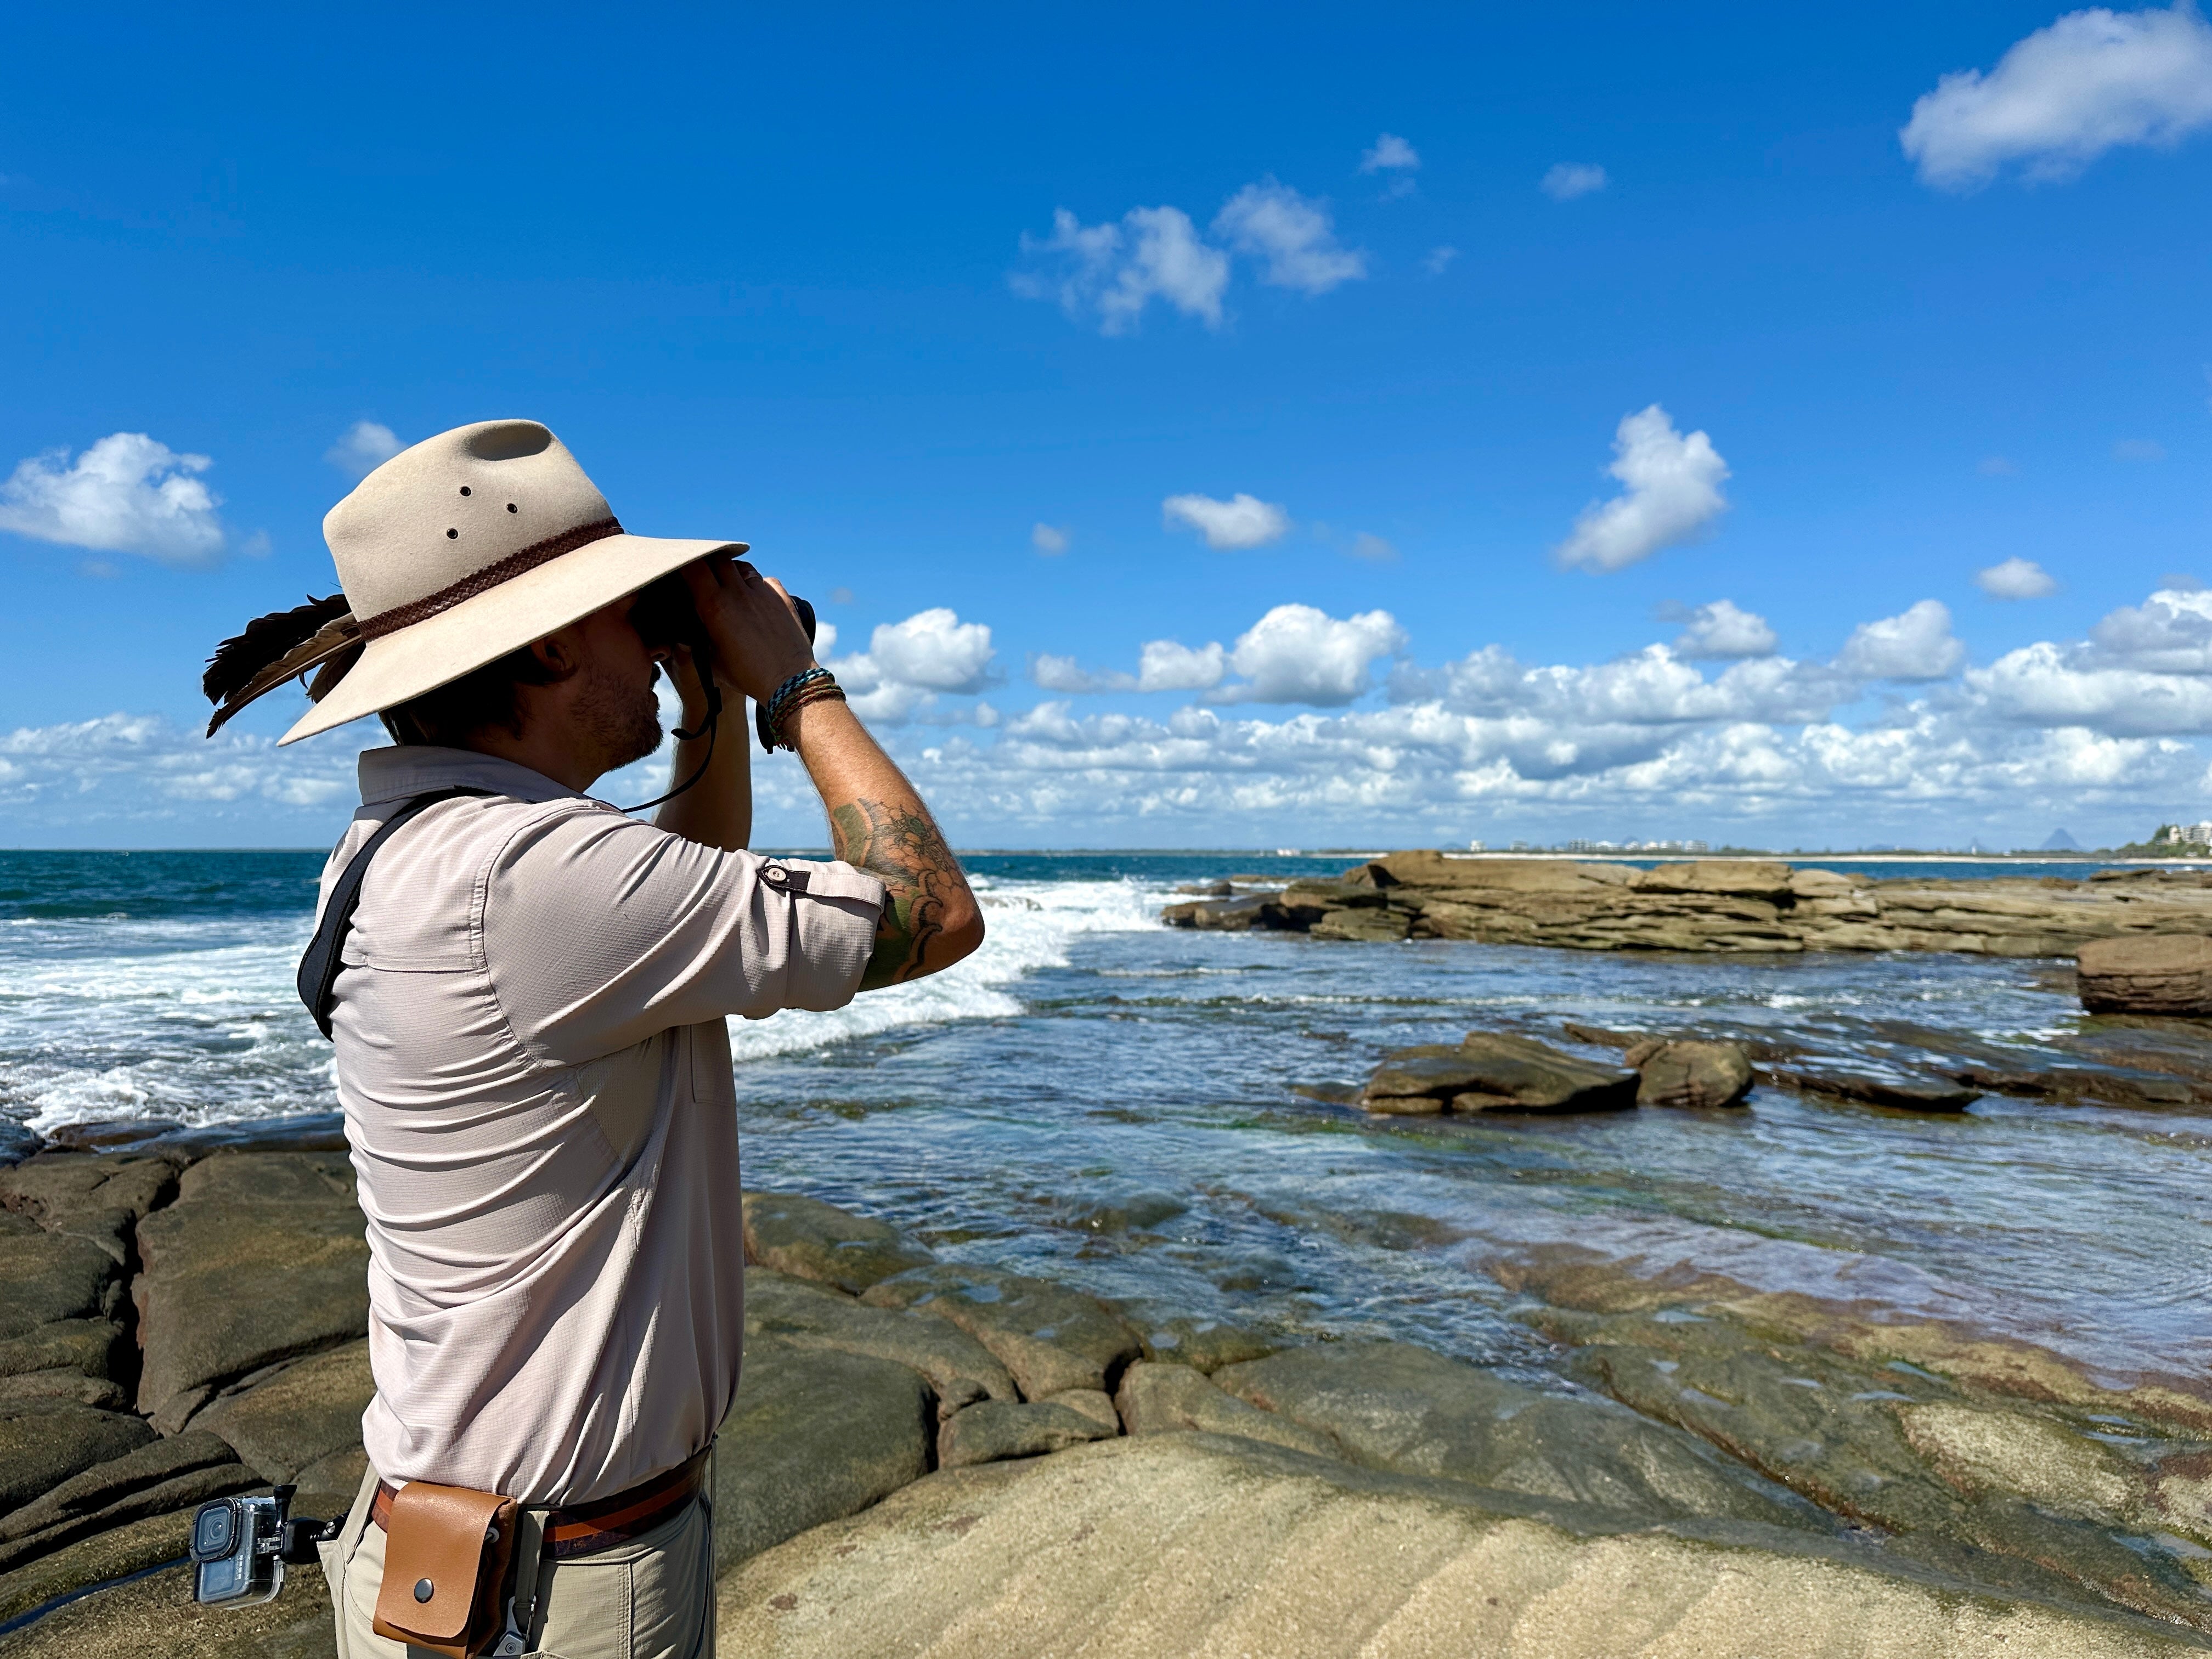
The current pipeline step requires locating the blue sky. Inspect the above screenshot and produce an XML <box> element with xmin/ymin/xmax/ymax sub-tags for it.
<box><xmin>4</xmin><ymin>2</ymin><xmax>2211</xmax><ymax>849</ymax></box>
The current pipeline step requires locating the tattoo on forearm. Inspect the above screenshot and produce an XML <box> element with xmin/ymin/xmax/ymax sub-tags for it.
<box><xmin>830</xmin><ymin>798</ymin><xmax>964</xmax><ymax>988</ymax></box>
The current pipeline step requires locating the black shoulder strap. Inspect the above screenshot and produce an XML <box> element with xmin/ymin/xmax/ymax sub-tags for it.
<box><xmin>297</xmin><ymin>787</ymin><xmax>490</xmax><ymax>1039</ymax></box>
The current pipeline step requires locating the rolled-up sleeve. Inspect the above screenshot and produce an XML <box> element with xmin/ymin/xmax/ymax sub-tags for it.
<box><xmin>479</xmin><ymin>804</ymin><xmax>886</xmax><ymax>1065</ymax></box>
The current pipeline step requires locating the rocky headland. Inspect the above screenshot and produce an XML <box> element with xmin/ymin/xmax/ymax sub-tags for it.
<box><xmin>2</xmin><ymin>1130</ymin><xmax>2209</xmax><ymax>1656</ymax></box>
<box><xmin>1165</xmin><ymin>854</ymin><xmax>2212</xmax><ymax>964</ymax></box>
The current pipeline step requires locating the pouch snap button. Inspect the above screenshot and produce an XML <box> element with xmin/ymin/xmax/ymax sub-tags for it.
<box><xmin>414</xmin><ymin>1578</ymin><xmax>435</xmax><ymax>1602</ymax></box>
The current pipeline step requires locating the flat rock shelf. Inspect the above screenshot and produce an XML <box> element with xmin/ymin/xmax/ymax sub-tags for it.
<box><xmin>1165</xmin><ymin>853</ymin><xmax>2212</xmax><ymax>962</ymax></box>
<box><xmin>2</xmin><ymin>1150</ymin><xmax>2208</xmax><ymax>1657</ymax></box>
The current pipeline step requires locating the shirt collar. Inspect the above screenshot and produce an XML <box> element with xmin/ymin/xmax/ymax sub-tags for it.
<box><xmin>356</xmin><ymin>745</ymin><xmax>585</xmax><ymax>808</ymax></box>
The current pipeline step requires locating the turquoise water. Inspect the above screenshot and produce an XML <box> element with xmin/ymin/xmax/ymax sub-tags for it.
<box><xmin>2</xmin><ymin>848</ymin><xmax>2204</xmax><ymax>1393</ymax></box>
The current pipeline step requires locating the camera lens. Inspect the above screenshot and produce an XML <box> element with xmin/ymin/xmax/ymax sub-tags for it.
<box><xmin>192</xmin><ymin>1501</ymin><xmax>237</xmax><ymax>1560</ymax></box>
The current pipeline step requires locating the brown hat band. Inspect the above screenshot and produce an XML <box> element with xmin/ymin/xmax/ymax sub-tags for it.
<box><xmin>356</xmin><ymin>517</ymin><xmax>626</xmax><ymax>641</ymax></box>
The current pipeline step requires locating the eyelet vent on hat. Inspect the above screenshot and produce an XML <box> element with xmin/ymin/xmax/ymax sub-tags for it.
<box><xmin>506</xmin><ymin>503</ymin><xmax>517</xmax><ymax>512</ymax></box>
<box><xmin>447</xmin><ymin>528</ymin><xmax>459</xmax><ymax>539</ymax></box>
<box><xmin>459</xmin><ymin>486</ymin><xmax>472</xmax><ymax>496</ymax></box>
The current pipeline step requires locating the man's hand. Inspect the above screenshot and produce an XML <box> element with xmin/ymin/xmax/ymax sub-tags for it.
<box><xmin>679</xmin><ymin>554</ymin><xmax>815</xmax><ymax>704</ymax></box>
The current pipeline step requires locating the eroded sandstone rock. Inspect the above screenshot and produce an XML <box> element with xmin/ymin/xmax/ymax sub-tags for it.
<box><xmin>2079</xmin><ymin>934</ymin><xmax>2212</xmax><ymax>1017</ymax></box>
<box><xmin>862</xmin><ymin>1263</ymin><xmax>1141</xmax><ymax>1385</ymax></box>
<box><xmin>1624</xmin><ymin>1038</ymin><xmax>1754</xmax><ymax>1108</ymax></box>
<box><xmin>936</xmin><ymin>1399</ymin><xmax>1115</xmax><ymax>1468</ymax></box>
<box><xmin>715</xmin><ymin>1337</ymin><xmax>933</xmax><ymax>1572</ymax></box>
<box><xmin>716</xmin><ymin>1433</ymin><xmax>2202</xmax><ymax>1658</ymax></box>
<box><xmin>132</xmin><ymin>1153</ymin><xmax>369</xmax><ymax>1431</ymax></box>
<box><xmin>1361</xmin><ymin>1034</ymin><xmax>1639</xmax><ymax>1115</ymax></box>
<box><xmin>746</xmin><ymin>1268</ymin><xmax>1017</xmax><ymax>1416</ymax></box>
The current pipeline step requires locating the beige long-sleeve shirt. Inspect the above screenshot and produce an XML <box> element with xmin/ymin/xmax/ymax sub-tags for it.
<box><xmin>318</xmin><ymin>746</ymin><xmax>884</xmax><ymax>1505</ymax></box>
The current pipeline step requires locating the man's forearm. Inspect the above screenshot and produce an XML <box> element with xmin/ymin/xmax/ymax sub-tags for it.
<box><xmin>654</xmin><ymin>659</ymin><xmax>753</xmax><ymax>851</ymax></box>
<box><xmin>785</xmin><ymin>696</ymin><xmax>981</xmax><ymax>988</ymax></box>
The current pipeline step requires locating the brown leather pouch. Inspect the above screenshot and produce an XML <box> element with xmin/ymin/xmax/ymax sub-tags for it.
<box><xmin>371</xmin><ymin>1481</ymin><xmax>519</xmax><ymax>1659</ymax></box>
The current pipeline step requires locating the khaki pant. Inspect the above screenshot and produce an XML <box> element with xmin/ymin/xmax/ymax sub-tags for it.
<box><xmin>321</xmin><ymin>1464</ymin><xmax>716</xmax><ymax>1659</ymax></box>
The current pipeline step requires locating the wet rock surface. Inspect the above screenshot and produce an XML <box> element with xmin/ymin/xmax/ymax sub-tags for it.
<box><xmin>1167</xmin><ymin>851</ymin><xmax>2212</xmax><ymax>961</ymax></box>
<box><xmin>1213</xmin><ymin>1340</ymin><xmax>1822</xmax><ymax>1532</ymax></box>
<box><xmin>1361</xmin><ymin>1034</ymin><xmax>1639</xmax><ymax>1116</ymax></box>
<box><xmin>1492</xmin><ymin>1248</ymin><xmax>2212</xmax><ymax>1632</ymax></box>
<box><xmin>742</xmin><ymin>1190</ymin><xmax>934</xmax><ymax>1294</ymax></box>
<box><xmin>861</xmin><ymin>1262</ymin><xmax>1142</xmax><ymax>1387</ymax></box>
<box><xmin>1624</xmin><ymin>1037</ymin><xmax>1754</xmax><ymax>1107</ymax></box>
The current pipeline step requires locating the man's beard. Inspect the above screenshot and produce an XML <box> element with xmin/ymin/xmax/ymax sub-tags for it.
<box><xmin>577</xmin><ymin>657</ymin><xmax>663</xmax><ymax>772</ymax></box>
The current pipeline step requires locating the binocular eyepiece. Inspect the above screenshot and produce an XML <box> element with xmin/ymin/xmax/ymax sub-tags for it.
<box><xmin>630</xmin><ymin>574</ymin><xmax>817</xmax><ymax>662</ymax></box>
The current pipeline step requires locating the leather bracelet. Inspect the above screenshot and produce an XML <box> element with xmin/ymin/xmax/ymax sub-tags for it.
<box><xmin>766</xmin><ymin>682</ymin><xmax>845</xmax><ymax>751</ymax></box>
<box><xmin>757</xmin><ymin>673</ymin><xmax>843</xmax><ymax>753</ymax></box>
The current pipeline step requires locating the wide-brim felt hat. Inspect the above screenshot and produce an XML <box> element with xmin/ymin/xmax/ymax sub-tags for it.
<box><xmin>278</xmin><ymin>419</ymin><xmax>744</xmax><ymax>744</ymax></box>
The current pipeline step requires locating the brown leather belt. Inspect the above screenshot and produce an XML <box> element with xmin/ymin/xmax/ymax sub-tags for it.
<box><xmin>372</xmin><ymin>1449</ymin><xmax>710</xmax><ymax>1560</ymax></box>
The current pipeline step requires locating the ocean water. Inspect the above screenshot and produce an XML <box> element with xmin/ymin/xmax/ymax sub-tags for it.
<box><xmin>2</xmin><ymin>848</ymin><xmax>2205</xmax><ymax>1394</ymax></box>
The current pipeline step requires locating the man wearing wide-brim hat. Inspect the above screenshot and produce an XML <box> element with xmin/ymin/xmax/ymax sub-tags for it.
<box><xmin>204</xmin><ymin>419</ymin><xmax>983</xmax><ymax>1657</ymax></box>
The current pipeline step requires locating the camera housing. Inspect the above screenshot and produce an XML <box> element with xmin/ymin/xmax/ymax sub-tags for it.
<box><xmin>191</xmin><ymin>1494</ymin><xmax>284</xmax><ymax>1607</ymax></box>
<box><xmin>190</xmin><ymin>1484</ymin><xmax>339</xmax><ymax>1610</ymax></box>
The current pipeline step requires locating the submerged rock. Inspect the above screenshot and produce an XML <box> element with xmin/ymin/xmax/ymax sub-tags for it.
<box><xmin>1361</xmin><ymin>1034</ymin><xmax>1639</xmax><ymax>1116</ymax></box>
<box><xmin>742</xmin><ymin>1190</ymin><xmax>934</xmax><ymax>1295</ymax></box>
<box><xmin>1765</xmin><ymin>1065</ymin><xmax>1980</xmax><ymax>1113</ymax></box>
<box><xmin>2078</xmin><ymin>934</ymin><xmax>2212</xmax><ymax>1017</ymax></box>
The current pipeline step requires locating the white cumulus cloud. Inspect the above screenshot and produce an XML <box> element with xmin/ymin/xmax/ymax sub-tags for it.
<box><xmin>0</xmin><ymin>433</ymin><xmax>226</xmax><ymax>567</ymax></box>
<box><xmin>1540</xmin><ymin>162</ymin><xmax>1609</xmax><ymax>200</ymax></box>
<box><xmin>1836</xmin><ymin>599</ymin><xmax>1966</xmax><ymax>681</ymax></box>
<box><xmin>1900</xmin><ymin>3</ymin><xmax>2212</xmax><ymax>190</ymax></box>
<box><xmin>1163</xmin><ymin>492</ymin><xmax>1291</xmax><ymax>551</ymax></box>
<box><xmin>1031</xmin><ymin>522</ymin><xmax>1070</xmax><ymax>555</ymax></box>
<box><xmin>1359</xmin><ymin>133</ymin><xmax>1420</xmax><ymax>173</ymax></box>
<box><xmin>1210</xmin><ymin>605</ymin><xmax>1406</xmax><ymax>706</ymax></box>
<box><xmin>2089</xmin><ymin>584</ymin><xmax>2212</xmax><ymax>669</ymax></box>
<box><xmin>832</xmin><ymin>608</ymin><xmax>996</xmax><ymax>720</ymax></box>
<box><xmin>325</xmin><ymin>421</ymin><xmax>403</xmax><ymax>481</ymax></box>
<box><xmin>1555</xmin><ymin>405</ymin><xmax>1730</xmax><ymax>573</ymax></box>
<box><xmin>1139</xmin><ymin>639</ymin><xmax>1228</xmax><ymax>692</ymax></box>
<box><xmin>1212</xmin><ymin>180</ymin><xmax>1368</xmax><ymax>295</ymax></box>
<box><xmin>1977</xmin><ymin>556</ymin><xmax>2060</xmax><ymax>599</ymax></box>
<box><xmin>1014</xmin><ymin>206</ymin><xmax>1231</xmax><ymax>335</ymax></box>
<box><xmin>1672</xmin><ymin>599</ymin><xmax>1780</xmax><ymax>659</ymax></box>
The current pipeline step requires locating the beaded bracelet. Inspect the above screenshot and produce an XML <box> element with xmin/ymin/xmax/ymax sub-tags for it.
<box><xmin>754</xmin><ymin>667</ymin><xmax>834</xmax><ymax>754</ymax></box>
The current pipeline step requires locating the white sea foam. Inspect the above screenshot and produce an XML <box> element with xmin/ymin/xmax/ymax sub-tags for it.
<box><xmin>726</xmin><ymin>876</ymin><xmax>1167</xmax><ymax>1062</ymax></box>
<box><xmin>1</xmin><ymin>878</ymin><xmax>1171</xmax><ymax>1127</ymax></box>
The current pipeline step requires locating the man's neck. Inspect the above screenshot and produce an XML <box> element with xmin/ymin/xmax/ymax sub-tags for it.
<box><xmin>455</xmin><ymin>726</ymin><xmax>603</xmax><ymax>793</ymax></box>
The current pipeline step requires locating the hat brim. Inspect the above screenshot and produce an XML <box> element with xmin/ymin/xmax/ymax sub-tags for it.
<box><xmin>279</xmin><ymin>532</ymin><xmax>748</xmax><ymax>744</ymax></box>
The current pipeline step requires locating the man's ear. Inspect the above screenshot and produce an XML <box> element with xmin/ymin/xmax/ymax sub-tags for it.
<box><xmin>527</xmin><ymin>625</ymin><xmax>588</xmax><ymax>683</ymax></box>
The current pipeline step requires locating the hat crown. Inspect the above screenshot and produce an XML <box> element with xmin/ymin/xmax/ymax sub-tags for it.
<box><xmin>323</xmin><ymin>421</ymin><xmax>615</xmax><ymax>624</ymax></box>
